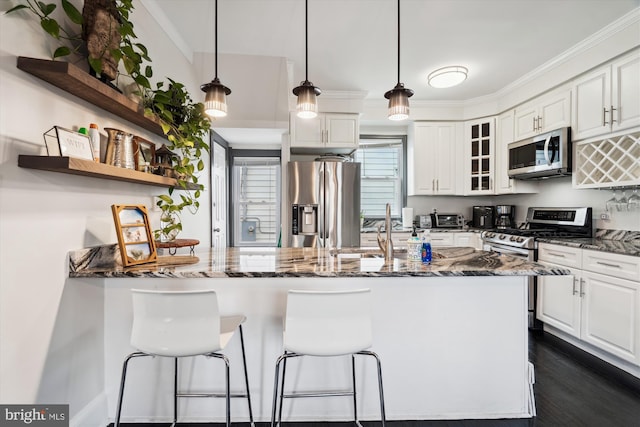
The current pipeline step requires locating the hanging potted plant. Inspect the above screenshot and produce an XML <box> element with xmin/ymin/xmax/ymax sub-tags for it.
<box><xmin>7</xmin><ymin>0</ymin><xmax>211</xmax><ymax>242</ymax></box>
<box><xmin>145</xmin><ymin>79</ymin><xmax>211</xmax><ymax>241</ymax></box>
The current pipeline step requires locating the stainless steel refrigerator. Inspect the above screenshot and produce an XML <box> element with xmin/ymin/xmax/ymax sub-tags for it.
<box><xmin>288</xmin><ymin>161</ymin><xmax>360</xmax><ymax>248</ymax></box>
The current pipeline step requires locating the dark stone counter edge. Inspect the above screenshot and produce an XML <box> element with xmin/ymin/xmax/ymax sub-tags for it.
<box><xmin>68</xmin><ymin>267</ymin><xmax>570</xmax><ymax>279</ymax></box>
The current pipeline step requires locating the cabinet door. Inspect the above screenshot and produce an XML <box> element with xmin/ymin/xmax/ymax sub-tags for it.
<box><xmin>514</xmin><ymin>103</ymin><xmax>539</xmax><ymax>140</ymax></box>
<box><xmin>612</xmin><ymin>52</ymin><xmax>640</xmax><ymax>132</ymax></box>
<box><xmin>537</xmin><ymin>264</ymin><xmax>582</xmax><ymax>338</ymax></box>
<box><xmin>581</xmin><ymin>271</ymin><xmax>639</xmax><ymax>363</ymax></box>
<box><xmin>290</xmin><ymin>113</ymin><xmax>323</xmax><ymax>147</ymax></box>
<box><xmin>453</xmin><ymin>232</ymin><xmax>480</xmax><ymax>249</ymax></box>
<box><xmin>465</xmin><ymin>118</ymin><xmax>494</xmax><ymax>195</ymax></box>
<box><xmin>433</xmin><ymin>124</ymin><xmax>457</xmax><ymax>194</ymax></box>
<box><xmin>538</xmin><ymin>91</ymin><xmax>571</xmax><ymax>133</ymax></box>
<box><xmin>409</xmin><ymin>123</ymin><xmax>457</xmax><ymax>195</ymax></box>
<box><xmin>325</xmin><ymin>114</ymin><xmax>358</xmax><ymax>148</ymax></box>
<box><xmin>572</xmin><ymin>66</ymin><xmax>611</xmax><ymax>141</ymax></box>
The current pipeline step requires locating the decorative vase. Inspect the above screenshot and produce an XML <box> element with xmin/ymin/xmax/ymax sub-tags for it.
<box><xmin>159</xmin><ymin>212</ymin><xmax>181</xmax><ymax>242</ymax></box>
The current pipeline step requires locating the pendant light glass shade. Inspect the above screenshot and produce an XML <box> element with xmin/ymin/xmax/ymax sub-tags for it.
<box><xmin>293</xmin><ymin>0</ymin><xmax>320</xmax><ymax>119</ymax></box>
<box><xmin>201</xmin><ymin>0</ymin><xmax>230</xmax><ymax>118</ymax></box>
<box><xmin>293</xmin><ymin>80</ymin><xmax>321</xmax><ymax>119</ymax></box>
<box><xmin>385</xmin><ymin>0</ymin><xmax>412</xmax><ymax>121</ymax></box>
<box><xmin>385</xmin><ymin>82</ymin><xmax>413</xmax><ymax>121</ymax></box>
<box><xmin>202</xmin><ymin>77</ymin><xmax>231</xmax><ymax>117</ymax></box>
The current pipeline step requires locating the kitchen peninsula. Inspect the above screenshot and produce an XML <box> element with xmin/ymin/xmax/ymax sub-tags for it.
<box><xmin>70</xmin><ymin>246</ymin><xmax>567</xmax><ymax>423</ymax></box>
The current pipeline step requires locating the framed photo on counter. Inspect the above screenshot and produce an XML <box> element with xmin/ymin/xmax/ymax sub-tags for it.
<box><xmin>111</xmin><ymin>204</ymin><xmax>157</xmax><ymax>267</ymax></box>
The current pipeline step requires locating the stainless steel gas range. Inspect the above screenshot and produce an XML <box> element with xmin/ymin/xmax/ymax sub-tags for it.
<box><xmin>481</xmin><ymin>207</ymin><xmax>593</xmax><ymax>329</ymax></box>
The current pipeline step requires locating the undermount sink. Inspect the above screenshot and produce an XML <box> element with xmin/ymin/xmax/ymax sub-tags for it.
<box><xmin>330</xmin><ymin>247</ymin><xmax>473</xmax><ymax>260</ymax></box>
<box><xmin>329</xmin><ymin>248</ymin><xmax>409</xmax><ymax>260</ymax></box>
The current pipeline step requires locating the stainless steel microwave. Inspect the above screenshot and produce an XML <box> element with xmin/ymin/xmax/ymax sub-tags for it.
<box><xmin>508</xmin><ymin>127</ymin><xmax>571</xmax><ymax>180</ymax></box>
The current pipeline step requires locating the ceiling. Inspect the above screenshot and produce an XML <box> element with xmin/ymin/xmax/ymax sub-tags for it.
<box><xmin>150</xmin><ymin>0</ymin><xmax>639</xmax><ymax>144</ymax></box>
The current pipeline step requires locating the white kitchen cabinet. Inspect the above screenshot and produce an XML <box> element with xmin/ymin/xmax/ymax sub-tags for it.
<box><xmin>572</xmin><ymin>50</ymin><xmax>640</xmax><ymax>141</ymax></box>
<box><xmin>514</xmin><ymin>90</ymin><xmax>571</xmax><ymax>140</ymax></box>
<box><xmin>581</xmin><ymin>270</ymin><xmax>639</xmax><ymax>364</ymax></box>
<box><xmin>453</xmin><ymin>232</ymin><xmax>481</xmax><ymax>250</ymax></box>
<box><xmin>495</xmin><ymin>111</ymin><xmax>539</xmax><ymax>194</ymax></box>
<box><xmin>430</xmin><ymin>233</ymin><xmax>454</xmax><ymax>247</ymax></box>
<box><xmin>464</xmin><ymin>118</ymin><xmax>495</xmax><ymax>195</ymax></box>
<box><xmin>537</xmin><ymin>264</ymin><xmax>583</xmax><ymax>338</ymax></box>
<box><xmin>408</xmin><ymin>122</ymin><xmax>459</xmax><ymax>195</ymax></box>
<box><xmin>360</xmin><ymin>231</ymin><xmax>412</xmax><ymax>248</ymax></box>
<box><xmin>537</xmin><ymin>243</ymin><xmax>640</xmax><ymax>366</ymax></box>
<box><xmin>290</xmin><ymin>112</ymin><xmax>359</xmax><ymax>151</ymax></box>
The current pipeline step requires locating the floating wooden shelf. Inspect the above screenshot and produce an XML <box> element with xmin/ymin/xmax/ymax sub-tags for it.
<box><xmin>18</xmin><ymin>155</ymin><xmax>196</xmax><ymax>189</ymax></box>
<box><xmin>17</xmin><ymin>56</ymin><xmax>165</xmax><ymax>137</ymax></box>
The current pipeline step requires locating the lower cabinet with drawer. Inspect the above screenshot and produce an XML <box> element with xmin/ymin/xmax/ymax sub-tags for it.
<box><xmin>537</xmin><ymin>243</ymin><xmax>640</xmax><ymax>368</ymax></box>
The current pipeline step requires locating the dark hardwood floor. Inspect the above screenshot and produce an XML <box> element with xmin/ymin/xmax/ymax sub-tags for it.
<box><xmin>112</xmin><ymin>331</ymin><xmax>640</xmax><ymax>427</ymax></box>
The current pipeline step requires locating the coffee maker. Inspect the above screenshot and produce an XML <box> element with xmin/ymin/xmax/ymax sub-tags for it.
<box><xmin>495</xmin><ymin>205</ymin><xmax>515</xmax><ymax>229</ymax></box>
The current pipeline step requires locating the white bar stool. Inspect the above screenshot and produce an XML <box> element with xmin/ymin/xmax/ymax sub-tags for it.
<box><xmin>270</xmin><ymin>288</ymin><xmax>386</xmax><ymax>426</ymax></box>
<box><xmin>114</xmin><ymin>289</ymin><xmax>254</xmax><ymax>427</ymax></box>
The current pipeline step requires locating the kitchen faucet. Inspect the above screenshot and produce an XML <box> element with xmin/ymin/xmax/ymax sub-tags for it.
<box><xmin>377</xmin><ymin>203</ymin><xmax>394</xmax><ymax>261</ymax></box>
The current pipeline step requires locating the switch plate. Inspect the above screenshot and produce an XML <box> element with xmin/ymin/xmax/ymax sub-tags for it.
<box><xmin>600</xmin><ymin>212</ymin><xmax>610</xmax><ymax>220</ymax></box>
<box><xmin>152</xmin><ymin>196</ymin><xmax>161</xmax><ymax>212</ymax></box>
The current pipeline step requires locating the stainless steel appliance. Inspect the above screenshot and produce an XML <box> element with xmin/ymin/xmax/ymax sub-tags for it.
<box><xmin>508</xmin><ymin>127</ymin><xmax>571</xmax><ymax>179</ymax></box>
<box><xmin>417</xmin><ymin>214</ymin><xmax>432</xmax><ymax>229</ymax></box>
<box><xmin>431</xmin><ymin>213</ymin><xmax>464</xmax><ymax>229</ymax></box>
<box><xmin>481</xmin><ymin>207</ymin><xmax>592</xmax><ymax>330</ymax></box>
<box><xmin>472</xmin><ymin>206</ymin><xmax>495</xmax><ymax>229</ymax></box>
<box><xmin>288</xmin><ymin>161</ymin><xmax>360</xmax><ymax>248</ymax></box>
<box><xmin>495</xmin><ymin>205</ymin><xmax>515</xmax><ymax>229</ymax></box>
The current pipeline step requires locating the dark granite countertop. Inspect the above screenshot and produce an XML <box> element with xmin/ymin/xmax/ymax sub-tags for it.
<box><xmin>536</xmin><ymin>229</ymin><xmax>640</xmax><ymax>257</ymax></box>
<box><xmin>68</xmin><ymin>245</ymin><xmax>568</xmax><ymax>279</ymax></box>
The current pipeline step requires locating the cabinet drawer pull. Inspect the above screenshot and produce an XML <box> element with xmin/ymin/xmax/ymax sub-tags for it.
<box><xmin>611</xmin><ymin>105</ymin><xmax>617</xmax><ymax>123</ymax></box>
<box><xmin>596</xmin><ymin>261</ymin><xmax>621</xmax><ymax>269</ymax></box>
<box><xmin>532</xmin><ymin>117</ymin><xmax>537</xmax><ymax>132</ymax></box>
<box><xmin>603</xmin><ymin>107</ymin><xmax>609</xmax><ymax>126</ymax></box>
<box><xmin>546</xmin><ymin>251</ymin><xmax>566</xmax><ymax>257</ymax></box>
<box><xmin>572</xmin><ymin>277</ymin><xmax>578</xmax><ymax>295</ymax></box>
<box><xmin>579</xmin><ymin>278</ymin><xmax>585</xmax><ymax>297</ymax></box>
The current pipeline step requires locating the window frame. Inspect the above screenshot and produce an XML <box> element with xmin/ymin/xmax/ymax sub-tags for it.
<box><xmin>357</xmin><ymin>134</ymin><xmax>407</xmax><ymax>219</ymax></box>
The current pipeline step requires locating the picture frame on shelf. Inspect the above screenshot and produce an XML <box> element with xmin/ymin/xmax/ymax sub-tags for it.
<box><xmin>111</xmin><ymin>204</ymin><xmax>157</xmax><ymax>267</ymax></box>
<box><xmin>132</xmin><ymin>136</ymin><xmax>156</xmax><ymax>173</ymax></box>
<box><xmin>43</xmin><ymin>126</ymin><xmax>94</xmax><ymax>160</ymax></box>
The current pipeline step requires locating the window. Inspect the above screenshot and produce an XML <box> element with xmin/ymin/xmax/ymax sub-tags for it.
<box><xmin>354</xmin><ymin>136</ymin><xmax>406</xmax><ymax>218</ymax></box>
<box><xmin>231</xmin><ymin>156</ymin><xmax>281</xmax><ymax>246</ymax></box>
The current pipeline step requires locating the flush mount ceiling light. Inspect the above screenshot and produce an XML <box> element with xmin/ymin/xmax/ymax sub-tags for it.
<box><xmin>201</xmin><ymin>0</ymin><xmax>231</xmax><ymax>118</ymax></box>
<box><xmin>292</xmin><ymin>0</ymin><xmax>321</xmax><ymax>119</ymax></box>
<box><xmin>384</xmin><ymin>0</ymin><xmax>413</xmax><ymax>121</ymax></box>
<box><xmin>428</xmin><ymin>66</ymin><xmax>468</xmax><ymax>88</ymax></box>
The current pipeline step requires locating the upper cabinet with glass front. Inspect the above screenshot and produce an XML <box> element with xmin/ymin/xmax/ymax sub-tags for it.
<box><xmin>464</xmin><ymin>118</ymin><xmax>495</xmax><ymax>195</ymax></box>
<box><xmin>290</xmin><ymin>112</ymin><xmax>359</xmax><ymax>153</ymax></box>
<box><xmin>572</xmin><ymin>50</ymin><xmax>640</xmax><ymax>141</ymax></box>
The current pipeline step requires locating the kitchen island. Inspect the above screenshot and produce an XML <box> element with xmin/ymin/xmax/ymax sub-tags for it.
<box><xmin>69</xmin><ymin>246</ymin><xmax>568</xmax><ymax>424</ymax></box>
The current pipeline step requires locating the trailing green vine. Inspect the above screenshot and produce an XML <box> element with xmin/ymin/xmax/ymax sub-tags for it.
<box><xmin>7</xmin><ymin>0</ymin><xmax>211</xmax><ymax>241</ymax></box>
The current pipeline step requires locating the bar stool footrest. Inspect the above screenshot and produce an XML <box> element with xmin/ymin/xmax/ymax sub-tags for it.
<box><xmin>177</xmin><ymin>391</ymin><xmax>250</xmax><ymax>398</ymax></box>
<box><xmin>282</xmin><ymin>389</ymin><xmax>354</xmax><ymax>399</ymax></box>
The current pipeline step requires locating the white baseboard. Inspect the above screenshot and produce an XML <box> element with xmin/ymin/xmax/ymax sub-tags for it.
<box><xmin>70</xmin><ymin>392</ymin><xmax>108</xmax><ymax>427</ymax></box>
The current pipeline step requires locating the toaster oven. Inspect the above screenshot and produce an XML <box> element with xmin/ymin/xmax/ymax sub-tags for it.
<box><xmin>431</xmin><ymin>213</ymin><xmax>464</xmax><ymax>229</ymax></box>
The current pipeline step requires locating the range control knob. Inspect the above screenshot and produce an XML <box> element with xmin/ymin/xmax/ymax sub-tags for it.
<box><xmin>499</xmin><ymin>235</ymin><xmax>506</xmax><ymax>240</ymax></box>
<box><xmin>517</xmin><ymin>237</ymin><xmax>525</xmax><ymax>243</ymax></box>
<box><xmin>510</xmin><ymin>236</ymin><xmax>517</xmax><ymax>241</ymax></box>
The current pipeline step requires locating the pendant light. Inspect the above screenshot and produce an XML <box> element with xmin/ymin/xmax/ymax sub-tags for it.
<box><xmin>292</xmin><ymin>0</ymin><xmax>321</xmax><ymax>119</ymax></box>
<box><xmin>384</xmin><ymin>0</ymin><xmax>413</xmax><ymax>121</ymax></box>
<box><xmin>201</xmin><ymin>0</ymin><xmax>231</xmax><ymax>118</ymax></box>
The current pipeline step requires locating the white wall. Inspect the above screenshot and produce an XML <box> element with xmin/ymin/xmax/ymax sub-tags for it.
<box><xmin>0</xmin><ymin>2</ymin><xmax>211</xmax><ymax>425</ymax></box>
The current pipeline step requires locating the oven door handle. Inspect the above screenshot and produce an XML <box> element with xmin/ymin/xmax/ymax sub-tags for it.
<box><xmin>484</xmin><ymin>244</ymin><xmax>530</xmax><ymax>259</ymax></box>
